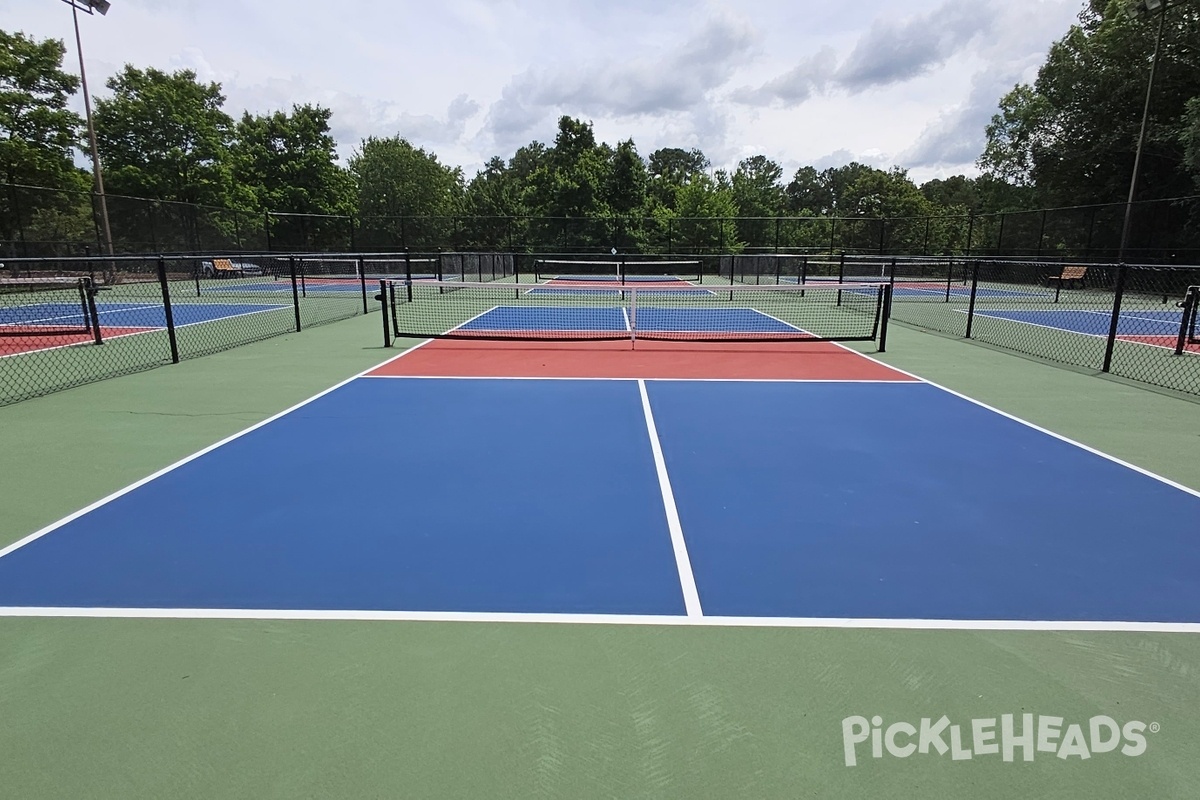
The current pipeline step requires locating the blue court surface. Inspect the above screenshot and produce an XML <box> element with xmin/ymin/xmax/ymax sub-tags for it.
<box><xmin>3</xmin><ymin>301</ymin><xmax>289</xmax><ymax>330</ymax></box>
<box><xmin>458</xmin><ymin>306</ymin><xmax>799</xmax><ymax>333</ymax></box>
<box><xmin>1</xmin><ymin>368</ymin><xmax>1198</xmax><ymax>625</ymax></box>
<box><xmin>779</xmin><ymin>277</ymin><xmax>1047</xmax><ymax>299</ymax></box>
<box><xmin>970</xmin><ymin>307</ymin><xmax>1187</xmax><ymax>337</ymax></box>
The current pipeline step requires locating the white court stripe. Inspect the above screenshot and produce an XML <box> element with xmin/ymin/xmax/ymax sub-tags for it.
<box><xmin>638</xmin><ymin>379</ymin><xmax>702</xmax><ymax>617</ymax></box>
<box><xmin>1</xmin><ymin>606</ymin><xmax>1198</xmax><ymax>632</ymax></box>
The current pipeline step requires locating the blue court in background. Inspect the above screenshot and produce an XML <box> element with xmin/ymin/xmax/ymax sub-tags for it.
<box><xmin>970</xmin><ymin>307</ymin><xmax>1187</xmax><ymax>337</ymax></box>
<box><xmin>2</xmin><ymin>301</ymin><xmax>289</xmax><ymax>330</ymax></box>
<box><xmin>0</xmin><ymin>374</ymin><xmax>1198</xmax><ymax>622</ymax></box>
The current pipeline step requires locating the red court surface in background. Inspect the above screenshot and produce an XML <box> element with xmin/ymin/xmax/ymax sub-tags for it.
<box><xmin>368</xmin><ymin>339</ymin><xmax>915</xmax><ymax>381</ymax></box>
<box><xmin>1118</xmin><ymin>334</ymin><xmax>1200</xmax><ymax>354</ymax></box>
<box><xmin>1</xmin><ymin>327</ymin><xmax>152</xmax><ymax>357</ymax></box>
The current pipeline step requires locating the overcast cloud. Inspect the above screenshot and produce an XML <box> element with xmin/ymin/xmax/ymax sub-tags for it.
<box><xmin>1</xmin><ymin>0</ymin><xmax>1085</xmax><ymax>183</ymax></box>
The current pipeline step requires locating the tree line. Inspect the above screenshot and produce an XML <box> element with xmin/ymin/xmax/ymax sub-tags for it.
<box><xmin>2</xmin><ymin>1</ymin><xmax>1199</xmax><ymax>256</ymax></box>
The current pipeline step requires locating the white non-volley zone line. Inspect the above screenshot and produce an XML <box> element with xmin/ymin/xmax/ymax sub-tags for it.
<box><xmin>638</xmin><ymin>378</ymin><xmax>702</xmax><ymax>617</ymax></box>
<box><xmin>3</xmin><ymin>606</ymin><xmax>1200</xmax><ymax>633</ymax></box>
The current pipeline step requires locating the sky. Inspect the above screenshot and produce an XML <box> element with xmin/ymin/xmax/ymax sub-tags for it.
<box><xmin>3</xmin><ymin>0</ymin><xmax>1087</xmax><ymax>186</ymax></box>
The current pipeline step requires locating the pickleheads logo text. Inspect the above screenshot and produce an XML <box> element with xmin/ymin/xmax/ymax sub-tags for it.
<box><xmin>841</xmin><ymin>714</ymin><xmax>1158</xmax><ymax>767</ymax></box>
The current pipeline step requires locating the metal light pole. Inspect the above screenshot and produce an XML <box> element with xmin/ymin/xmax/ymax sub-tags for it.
<box><xmin>63</xmin><ymin>0</ymin><xmax>114</xmax><ymax>256</ymax></box>
<box><xmin>1117</xmin><ymin>0</ymin><xmax>1169</xmax><ymax>263</ymax></box>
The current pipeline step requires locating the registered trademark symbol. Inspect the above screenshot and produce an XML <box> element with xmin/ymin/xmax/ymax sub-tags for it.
<box><xmin>1149</xmin><ymin>722</ymin><xmax>1161</xmax><ymax>734</ymax></box>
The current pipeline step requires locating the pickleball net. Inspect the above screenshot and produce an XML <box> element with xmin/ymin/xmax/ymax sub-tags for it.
<box><xmin>533</xmin><ymin>258</ymin><xmax>703</xmax><ymax>283</ymax></box>
<box><xmin>378</xmin><ymin>279</ymin><xmax>891</xmax><ymax>345</ymax></box>
<box><xmin>0</xmin><ymin>277</ymin><xmax>101</xmax><ymax>339</ymax></box>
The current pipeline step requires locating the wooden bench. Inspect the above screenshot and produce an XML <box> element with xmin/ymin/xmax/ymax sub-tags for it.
<box><xmin>211</xmin><ymin>258</ymin><xmax>241</xmax><ymax>276</ymax></box>
<box><xmin>1045</xmin><ymin>265</ymin><xmax>1087</xmax><ymax>290</ymax></box>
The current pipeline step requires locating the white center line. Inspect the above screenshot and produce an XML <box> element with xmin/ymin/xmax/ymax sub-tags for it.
<box><xmin>638</xmin><ymin>378</ymin><xmax>702</xmax><ymax>617</ymax></box>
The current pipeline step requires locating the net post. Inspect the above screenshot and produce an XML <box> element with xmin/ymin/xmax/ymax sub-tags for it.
<box><xmin>944</xmin><ymin>257</ymin><xmax>953</xmax><ymax>302</ymax></box>
<box><xmin>404</xmin><ymin>251</ymin><xmax>413</xmax><ymax>303</ymax></box>
<box><xmin>194</xmin><ymin>261</ymin><xmax>201</xmax><ymax>298</ymax></box>
<box><xmin>964</xmin><ymin>260</ymin><xmax>980</xmax><ymax>339</ymax></box>
<box><xmin>1101</xmin><ymin>263</ymin><xmax>1129</xmax><ymax>373</ymax></box>
<box><xmin>1173</xmin><ymin>286</ymin><xmax>1196</xmax><ymax>355</ymax></box>
<box><xmin>358</xmin><ymin>256</ymin><xmax>368</xmax><ymax>314</ymax></box>
<box><xmin>389</xmin><ymin>280</ymin><xmax>400</xmax><ymax>337</ymax></box>
<box><xmin>156</xmin><ymin>255</ymin><xmax>180</xmax><ymax>363</ymax></box>
<box><xmin>83</xmin><ymin>277</ymin><xmax>103</xmax><ymax>344</ymax></box>
<box><xmin>378</xmin><ymin>280</ymin><xmax>392</xmax><ymax>347</ymax></box>
<box><xmin>836</xmin><ymin>252</ymin><xmax>846</xmax><ymax>306</ymax></box>
<box><xmin>290</xmin><ymin>256</ymin><xmax>302</xmax><ymax>332</ymax></box>
<box><xmin>620</xmin><ymin>253</ymin><xmax>626</xmax><ymax>286</ymax></box>
<box><xmin>76</xmin><ymin>277</ymin><xmax>91</xmax><ymax>334</ymax></box>
<box><xmin>878</xmin><ymin>284</ymin><xmax>892</xmax><ymax>353</ymax></box>
<box><xmin>775</xmin><ymin>256</ymin><xmax>781</xmax><ymax>285</ymax></box>
<box><xmin>800</xmin><ymin>255</ymin><xmax>808</xmax><ymax>297</ymax></box>
<box><xmin>300</xmin><ymin>259</ymin><xmax>307</xmax><ymax>298</ymax></box>
<box><xmin>630</xmin><ymin>284</ymin><xmax>637</xmax><ymax>349</ymax></box>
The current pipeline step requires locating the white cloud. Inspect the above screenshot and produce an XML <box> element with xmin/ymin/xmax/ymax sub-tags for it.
<box><xmin>1</xmin><ymin>0</ymin><xmax>1086</xmax><ymax>183</ymax></box>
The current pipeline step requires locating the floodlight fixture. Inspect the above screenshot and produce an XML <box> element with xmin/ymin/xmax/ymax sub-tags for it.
<box><xmin>61</xmin><ymin>0</ymin><xmax>109</xmax><ymax>15</ymax></box>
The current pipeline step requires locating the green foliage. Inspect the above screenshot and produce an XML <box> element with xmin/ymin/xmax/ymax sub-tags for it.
<box><xmin>94</xmin><ymin>66</ymin><xmax>236</xmax><ymax>207</ymax></box>
<box><xmin>232</xmin><ymin>104</ymin><xmax>353</xmax><ymax>250</ymax></box>
<box><xmin>349</xmin><ymin>135</ymin><xmax>463</xmax><ymax>249</ymax></box>
<box><xmin>0</xmin><ymin>30</ymin><xmax>89</xmax><ymax>247</ymax></box>
<box><xmin>8</xmin><ymin>2</ymin><xmax>1200</xmax><ymax>258</ymax></box>
<box><xmin>647</xmin><ymin>147</ymin><xmax>709</xmax><ymax>211</ymax></box>
<box><xmin>673</xmin><ymin>173</ymin><xmax>742</xmax><ymax>254</ymax></box>
<box><xmin>1183</xmin><ymin>96</ymin><xmax>1200</xmax><ymax>187</ymax></box>
<box><xmin>521</xmin><ymin>117</ymin><xmax>616</xmax><ymax>250</ymax></box>
<box><xmin>979</xmin><ymin>2</ymin><xmax>1200</xmax><ymax>206</ymax></box>
<box><xmin>232</xmin><ymin>105</ymin><xmax>352</xmax><ymax>215</ymax></box>
<box><xmin>732</xmin><ymin>155</ymin><xmax>785</xmax><ymax>249</ymax></box>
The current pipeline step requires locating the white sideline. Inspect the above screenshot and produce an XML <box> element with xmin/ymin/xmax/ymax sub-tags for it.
<box><xmin>1</xmin><ymin>606</ymin><xmax>1199</xmax><ymax>632</ymax></box>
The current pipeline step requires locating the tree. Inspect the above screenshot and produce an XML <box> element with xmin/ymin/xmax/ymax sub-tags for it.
<box><xmin>732</xmin><ymin>155</ymin><xmax>785</xmax><ymax>249</ymax></box>
<box><xmin>606</xmin><ymin>139</ymin><xmax>650</xmax><ymax>251</ymax></box>
<box><xmin>231</xmin><ymin>104</ymin><xmax>353</xmax><ymax>250</ymax></box>
<box><xmin>232</xmin><ymin>104</ymin><xmax>352</xmax><ymax>214</ymax></box>
<box><xmin>0</xmin><ymin>30</ymin><xmax>88</xmax><ymax>253</ymax></box>
<box><xmin>1183</xmin><ymin>97</ymin><xmax>1200</xmax><ymax>187</ymax></box>
<box><xmin>93</xmin><ymin>66</ymin><xmax>236</xmax><ymax>207</ymax></box>
<box><xmin>978</xmin><ymin>4</ymin><xmax>1200</xmax><ymax>207</ymax></box>
<box><xmin>349</xmin><ymin>135</ymin><xmax>463</xmax><ymax>249</ymax></box>
<box><xmin>647</xmin><ymin>147</ymin><xmax>709</xmax><ymax>210</ymax></box>
<box><xmin>463</xmin><ymin>156</ymin><xmax>521</xmax><ymax>249</ymax></box>
<box><xmin>673</xmin><ymin>172</ymin><xmax>741</xmax><ymax>254</ymax></box>
<box><xmin>522</xmin><ymin>116</ymin><xmax>614</xmax><ymax>250</ymax></box>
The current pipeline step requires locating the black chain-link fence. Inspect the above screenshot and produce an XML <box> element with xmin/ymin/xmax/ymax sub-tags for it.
<box><xmin>1</xmin><ymin>253</ymin><xmax>378</xmax><ymax>405</ymax></box>
<box><xmin>8</xmin><ymin>181</ymin><xmax>1199</xmax><ymax>262</ymax></box>
<box><xmin>882</xmin><ymin>257</ymin><xmax>1200</xmax><ymax>396</ymax></box>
